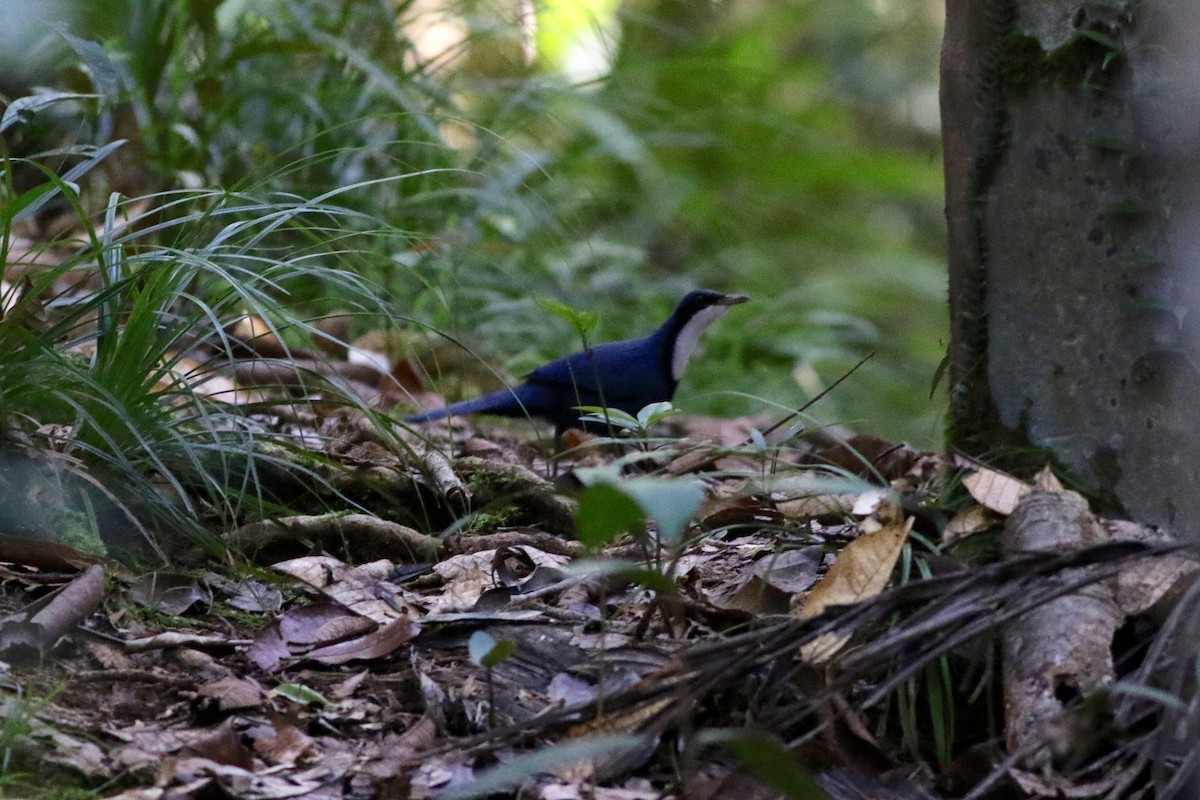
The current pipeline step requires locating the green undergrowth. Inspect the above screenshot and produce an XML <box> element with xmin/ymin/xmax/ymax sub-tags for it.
<box><xmin>1</xmin><ymin>0</ymin><xmax>946</xmax><ymax>558</ymax></box>
<box><xmin>20</xmin><ymin>0</ymin><xmax>945</xmax><ymax>439</ymax></box>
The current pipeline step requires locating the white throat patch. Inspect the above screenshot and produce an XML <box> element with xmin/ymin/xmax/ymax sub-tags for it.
<box><xmin>671</xmin><ymin>305</ymin><xmax>731</xmax><ymax>381</ymax></box>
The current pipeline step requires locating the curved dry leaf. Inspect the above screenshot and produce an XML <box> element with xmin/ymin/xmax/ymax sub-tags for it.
<box><xmin>1105</xmin><ymin>519</ymin><xmax>1200</xmax><ymax>616</ymax></box>
<box><xmin>430</xmin><ymin>547</ymin><xmax>569</xmax><ymax>613</ymax></box>
<box><xmin>0</xmin><ymin>563</ymin><xmax>107</xmax><ymax>661</ymax></box>
<box><xmin>307</xmin><ymin>614</ymin><xmax>421</xmax><ymax>665</ymax></box>
<box><xmin>944</xmin><ymin>505</ymin><xmax>1001</xmax><ymax>544</ymax></box>
<box><xmin>851</xmin><ymin>488</ymin><xmax>888</xmax><ymax>517</ymax></box>
<box><xmin>962</xmin><ymin>467</ymin><xmax>1031</xmax><ymax>515</ymax></box>
<box><xmin>272</xmin><ymin>557</ymin><xmax>412</xmax><ymax>625</ymax></box>
<box><xmin>776</xmin><ymin>494</ymin><xmax>857</xmax><ymax>521</ymax></box>
<box><xmin>795</xmin><ymin>517</ymin><xmax>913</xmax><ymax>663</ymax></box>
<box><xmin>1032</xmin><ymin>465</ymin><xmax>1064</xmax><ymax>492</ymax></box>
<box><xmin>278</xmin><ymin>603</ymin><xmax>375</xmax><ymax>647</ymax></box>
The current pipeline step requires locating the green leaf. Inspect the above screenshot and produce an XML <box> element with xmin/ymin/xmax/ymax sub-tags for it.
<box><xmin>576</xmin><ymin>483</ymin><xmax>645</xmax><ymax>548</ymax></box>
<box><xmin>928</xmin><ymin>353</ymin><xmax>949</xmax><ymax>400</ymax></box>
<box><xmin>535</xmin><ymin>296</ymin><xmax>599</xmax><ymax>340</ymax></box>
<box><xmin>468</xmin><ymin>630</ymin><xmax>517</xmax><ymax>668</ymax></box>
<box><xmin>697</xmin><ymin>730</ymin><xmax>825</xmax><ymax>799</ymax></box>
<box><xmin>272</xmin><ymin>683</ymin><xmax>329</xmax><ymax>708</ymax></box>
<box><xmin>54</xmin><ymin>26</ymin><xmax>125</xmax><ymax>101</ymax></box>
<box><xmin>440</xmin><ymin>735</ymin><xmax>646</xmax><ymax>799</ymax></box>
<box><xmin>575</xmin><ymin>405</ymin><xmax>640</xmax><ymax>431</ymax></box>
<box><xmin>636</xmin><ymin>401</ymin><xmax>676</xmax><ymax>428</ymax></box>
<box><xmin>0</xmin><ymin>92</ymin><xmax>99</xmax><ymax>134</ymax></box>
<box><xmin>5</xmin><ymin>183</ymin><xmax>56</xmax><ymax>223</ymax></box>
<box><xmin>620</xmin><ymin>478</ymin><xmax>704</xmax><ymax>544</ymax></box>
<box><xmin>12</xmin><ymin>140</ymin><xmax>126</xmax><ymax>226</ymax></box>
<box><xmin>560</xmin><ymin>559</ymin><xmax>678</xmax><ymax>593</ymax></box>
<box><xmin>1075</xmin><ymin>27</ymin><xmax>1123</xmax><ymax>53</ymax></box>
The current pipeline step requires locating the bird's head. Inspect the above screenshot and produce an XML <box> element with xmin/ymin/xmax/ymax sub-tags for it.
<box><xmin>664</xmin><ymin>289</ymin><xmax>749</xmax><ymax>382</ymax></box>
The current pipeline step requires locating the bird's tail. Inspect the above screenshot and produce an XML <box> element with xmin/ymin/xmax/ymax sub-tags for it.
<box><xmin>405</xmin><ymin>386</ymin><xmax>532</xmax><ymax>424</ymax></box>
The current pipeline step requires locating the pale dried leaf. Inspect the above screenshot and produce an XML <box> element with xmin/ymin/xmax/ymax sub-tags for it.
<box><xmin>329</xmin><ymin>670</ymin><xmax>370</xmax><ymax>700</ymax></box>
<box><xmin>246</xmin><ymin>624</ymin><xmax>289</xmax><ymax>672</ymax></box>
<box><xmin>962</xmin><ymin>467</ymin><xmax>1031</xmax><ymax>515</ymax></box>
<box><xmin>795</xmin><ymin>517</ymin><xmax>913</xmax><ymax>662</ymax></box>
<box><xmin>196</xmin><ymin>677</ymin><xmax>265</xmax><ymax>712</ymax></box>
<box><xmin>851</xmin><ymin>488</ymin><xmax>887</xmax><ymax>516</ymax></box>
<box><xmin>273</xmin><ymin>557</ymin><xmax>413</xmax><ymax>624</ymax></box>
<box><xmin>776</xmin><ymin>494</ymin><xmax>856</xmax><ymax>520</ymax></box>
<box><xmin>1105</xmin><ymin>519</ymin><xmax>1200</xmax><ymax>616</ymax></box>
<box><xmin>430</xmin><ymin>547</ymin><xmax>569</xmax><ymax>612</ymax></box>
<box><xmin>1032</xmin><ymin>465</ymin><xmax>1064</xmax><ymax>492</ymax></box>
<box><xmin>278</xmin><ymin>602</ymin><xmax>374</xmax><ymax>646</ymax></box>
<box><xmin>307</xmin><ymin>614</ymin><xmax>420</xmax><ymax>665</ymax></box>
<box><xmin>944</xmin><ymin>505</ymin><xmax>1000</xmax><ymax>543</ymax></box>
<box><xmin>751</xmin><ymin>546</ymin><xmax>823</xmax><ymax>594</ymax></box>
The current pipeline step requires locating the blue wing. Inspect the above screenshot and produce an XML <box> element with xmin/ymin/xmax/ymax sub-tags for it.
<box><xmin>525</xmin><ymin>334</ymin><xmax>670</xmax><ymax>411</ymax></box>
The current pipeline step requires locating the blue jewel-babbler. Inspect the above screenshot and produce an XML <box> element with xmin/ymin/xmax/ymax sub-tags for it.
<box><xmin>406</xmin><ymin>289</ymin><xmax>748</xmax><ymax>435</ymax></box>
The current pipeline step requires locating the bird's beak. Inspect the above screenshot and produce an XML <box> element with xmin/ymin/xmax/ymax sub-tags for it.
<box><xmin>718</xmin><ymin>293</ymin><xmax>750</xmax><ymax>306</ymax></box>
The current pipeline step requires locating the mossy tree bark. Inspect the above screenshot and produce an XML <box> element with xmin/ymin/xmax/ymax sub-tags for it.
<box><xmin>942</xmin><ymin>0</ymin><xmax>1200</xmax><ymax>539</ymax></box>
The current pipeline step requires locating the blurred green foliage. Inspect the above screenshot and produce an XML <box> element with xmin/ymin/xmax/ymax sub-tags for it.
<box><xmin>8</xmin><ymin>0</ymin><xmax>947</xmax><ymax>445</ymax></box>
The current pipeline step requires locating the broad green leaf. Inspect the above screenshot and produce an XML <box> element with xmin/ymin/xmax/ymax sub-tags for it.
<box><xmin>575</xmin><ymin>405</ymin><xmax>639</xmax><ymax>431</ymax></box>
<box><xmin>698</xmin><ymin>729</ymin><xmax>824</xmax><ymax>799</ymax></box>
<box><xmin>620</xmin><ymin>478</ymin><xmax>704</xmax><ymax>544</ymax></box>
<box><xmin>272</xmin><ymin>683</ymin><xmax>329</xmax><ymax>707</ymax></box>
<box><xmin>441</xmin><ymin>734</ymin><xmax>646</xmax><ymax>799</ymax></box>
<box><xmin>577</xmin><ymin>483</ymin><xmax>644</xmax><ymax>548</ymax></box>
<box><xmin>468</xmin><ymin>630</ymin><xmax>517</xmax><ymax>668</ymax></box>
<box><xmin>535</xmin><ymin>296</ymin><xmax>599</xmax><ymax>340</ymax></box>
<box><xmin>636</xmin><ymin>401</ymin><xmax>676</xmax><ymax>428</ymax></box>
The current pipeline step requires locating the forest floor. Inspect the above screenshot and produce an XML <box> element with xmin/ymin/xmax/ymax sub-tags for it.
<box><xmin>3</xmin><ymin>363</ymin><xmax>1193</xmax><ymax>800</ymax></box>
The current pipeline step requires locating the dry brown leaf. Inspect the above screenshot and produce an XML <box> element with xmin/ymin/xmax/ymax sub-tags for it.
<box><xmin>962</xmin><ymin>466</ymin><xmax>1031</xmax><ymax>515</ymax></box>
<box><xmin>196</xmin><ymin>677</ymin><xmax>265</xmax><ymax>713</ymax></box>
<box><xmin>776</xmin><ymin>494</ymin><xmax>857</xmax><ymax>520</ymax></box>
<box><xmin>306</xmin><ymin>613</ymin><xmax>420</xmax><ymax>665</ymax></box>
<box><xmin>244</xmin><ymin>717</ymin><xmax>317</xmax><ymax>766</ymax></box>
<box><xmin>246</xmin><ymin>623</ymin><xmax>290</xmax><ymax>672</ymax></box>
<box><xmin>272</xmin><ymin>556</ymin><xmax>415</xmax><ymax>625</ymax></box>
<box><xmin>697</xmin><ymin>496</ymin><xmax>785</xmax><ymax>531</ymax></box>
<box><xmin>0</xmin><ymin>563</ymin><xmax>107</xmax><ymax>661</ymax></box>
<box><xmin>329</xmin><ymin>670</ymin><xmax>370</xmax><ymax>700</ymax></box>
<box><xmin>429</xmin><ymin>547</ymin><xmax>570</xmax><ymax>612</ymax></box>
<box><xmin>43</xmin><ymin>729</ymin><xmax>109</xmax><ymax>778</ymax></box>
<box><xmin>0</xmin><ymin>532</ymin><xmax>106</xmax><ymax>571</ymax></box>
<box><xmin>278</xmin><ymin>602</ymin><xmax>375</xmax><ymax>646</ymax></box>
<box><xmin>794</xmin><ymin>516</ymin><xmax>913</xmax><ymax>663</ymax></box>
<box><xmin>1031</xmin><ymin>465</ymin><xmax>1064</xmax><ymax>492</ymax></box>
<box><xmin>752</xmin><ymin>547</ymin><xmax>824</xmax><ymax>594</ymax></box>
<box><xmin>944</xmin><ymin>505</ymin><xmax>1001</xmax><ymax>543</ymax></box>
<box><xmin>711</xmin><ymin>575</ymin><xmax>789</xmax><ymax>615</ymax></box>
<box><xmin>128</xmin><ymin>572</ymin><xmax>212</xmax><ymax>615</ymax></box>
<box><xmin>1105</xmin><ymin>519</ymin><xmax>1200</xmax><ymax>616</ymax></box>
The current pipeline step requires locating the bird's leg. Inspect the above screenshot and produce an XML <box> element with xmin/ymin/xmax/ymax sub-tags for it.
<box><xmin>544</xmin><ymin>424</ymin><xmax>566</xmax><ymax>478</ymax></box>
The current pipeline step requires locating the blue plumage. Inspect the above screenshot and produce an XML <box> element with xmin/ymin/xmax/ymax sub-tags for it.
<box><xmin>406</xmin><ymin>289</ymin><xmax>748</xmax><ymax>434</ymax></box>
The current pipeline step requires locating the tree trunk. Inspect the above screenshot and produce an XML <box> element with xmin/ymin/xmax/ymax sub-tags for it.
<box><xmin>942</xmin><ymin>0</ymin><xmax>1200</xmax><ymax>539</ymax></box>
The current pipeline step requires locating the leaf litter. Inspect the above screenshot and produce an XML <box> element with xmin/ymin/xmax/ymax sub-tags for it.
<box><xmin>0</xmin><ymin>340</ymin><xmax>1195</xmax><ymax>799</ymax></box>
